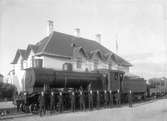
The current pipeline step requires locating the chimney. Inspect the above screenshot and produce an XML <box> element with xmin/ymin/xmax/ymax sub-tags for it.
<box><xmin>74</xmin><ymin>28</ymin><xmax>80</xmax><ymax>37</ymax></box>
<box><xmin>47</xmin><ymin>20</ymin><xmax>54</xmax><ymax>36</ymax></box>
<box><xmin>96</xmin><ymin>34</ymin><xmax>101</xmax><ymax>44</ymax></box>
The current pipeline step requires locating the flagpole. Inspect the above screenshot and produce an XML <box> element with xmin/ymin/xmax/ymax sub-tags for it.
<box><xmin>115</xmin><ymin>34</ymin><xmax>118</xmax><ymax>54</ymax></box>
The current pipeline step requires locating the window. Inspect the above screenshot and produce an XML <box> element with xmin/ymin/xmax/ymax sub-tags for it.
<box><xmin>63</xmin><ymin>63</ymin><xmax>68</xmax><ymax>71</ymax></box>
<box><xmin>94</xmin><ymin>59</ymin><xmax>98</xmax><ymax>70</ymax></box>
<box><xmin>35</xmin><ymin>59</ymin><xmax>43</xmax><ymax>68</ymax></box>
<box><xmin>63</xmin><ymin>63</ymin><xmax>73</xmax><ymax>71</ymax></box>
<box><xmin>76</xmin><ymin>57</ymin><xmax>82</xmax><ymax>69</ymax></box>
<box><xmin>23</xmin><ymin>60</ymin><xmax>28</xmax><ymax>69</ymax></box>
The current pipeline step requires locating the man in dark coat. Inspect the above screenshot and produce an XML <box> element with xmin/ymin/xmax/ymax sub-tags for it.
<box><xmin>70</xmin><ymin>91</ymin><xmax>75</xmax><ymax>112</ymax></box>
<box><xmin>109</xmin><ymin>90</ymin><xmax>113</xmax><ymax>107</ymax></box>
<box><xmin>16</xmin><ymin>100</ymin><xmax>20</xmax><ymax>112</ymax></box>
<box><xmin>39</xmin><ymin>91</ymin><xmax>46</xmax><ymax>116</ymax></box>
<box><xmin>104</xmin><ymin>90</ymin><xmax>109</xmax><ymax>107</ymax></box>
<box><xmin>116</xmin><ymin>89</ymin><xmax>121</xmax><ymax>105</ymax></box>
<box><xmin>128</xmin><ymin>90</ymin><xmax>133</xmax><ymax>107</ymax></box>
<box><xmin>50</xmin><ymin>91</ymin><xmax>55</xmax><ymax>113</ymax></box>
<box><xmin>23</xmin><ymin>92</ymin><xmax>27</xmax><ymax>105</ymax></box>
<box><xmin>58</xmin><ymin>91</ymin><xmax>63</xmax><ymax>112</ymax></box>
<box><xmin>96</xmin><ymin>90</ymin><xmax>100</xmax><ymax>109</ymax></box>
<box><xmin>79</xmin><ymin>90</ymin><xmax>85</xmax><ymax>111</ymax></box>
<box><xmin>88</xmin><ymin>90</ymin><xmax>93</xmax><ymax>110</ymax></box>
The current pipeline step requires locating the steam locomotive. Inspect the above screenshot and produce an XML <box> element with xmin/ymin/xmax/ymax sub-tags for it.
<box><xmin>15</xmin><ymin>67</ymin><xmax>147</xmax><ymax>113</ymax></box>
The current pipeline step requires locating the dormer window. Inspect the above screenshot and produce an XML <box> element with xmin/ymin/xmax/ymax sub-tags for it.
<box><xmin>108</xmin><ymin>63</ymin><xmax>112</xmax><ymax>70</ymax></box>
<box><xmin>94</xmin><ymin>59</ymin><xmax>98</xmax><ymax>70</ymax></box>
<box><xmin>76</xmin><ymin>57</ymin><xmax>82</xmax><ymax>69</ymax></box>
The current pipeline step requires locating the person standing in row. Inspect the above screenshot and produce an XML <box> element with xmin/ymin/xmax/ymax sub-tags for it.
<box><xmin>109</xmin><ymin>90</ymin><xmax>113</xmax><ymax>107</ymax></box>
<box><xmin>70</xmin><ymin>90</ymin><xmax>75</xmax><ymax>112</ymax></box>
<box><xmin>96</xmin><ymin>90</ymin><xmax>100</xmax><ymax>109</ymax></box>
<box><xmin>104</xmin><ymin>90</ymin><xmax>109</xmax><ymax>107</ymax></box>
<box><xmin>39</xmin><ymin>91</ymin><xmax>46</xmax><ymax>116</ymax></box>
<box><xmin>16</xmin><ymin>100</ymin><xmax>21</xmax><ymax>112</ymax></box>
<box><xmin>116</xmin><ymin>89</ymin><xmax>121</xmax><ymax>105</ymax></box>
<box><xmin>50</xmin><ymin>91</ymin><xmax>55</xmax><ymax>114</ymax></box>
<box><xmin>58</xmin><ymin>91</ymin><xmax>63</xmax><ymax>112</ymax></box>
<box><xmin>79</xmin><ymin>89</ymin><xmax>85</xmax><ymax>111</ymax></box>
<box><xmin>128</xmin><ymin>90</ymin><xmax>133</xmax><ymax>107</ymax></box>
<box><xmin>89</xmin><ymin>90</ymin><xmax>93</xmax><ymax>110</ymax></box>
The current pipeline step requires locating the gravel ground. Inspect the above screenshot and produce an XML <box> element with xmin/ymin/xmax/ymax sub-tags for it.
<box><xmin>4</xmin><ymin>99</ymin><xmax>167</xmax><ymax>121</ymax></box>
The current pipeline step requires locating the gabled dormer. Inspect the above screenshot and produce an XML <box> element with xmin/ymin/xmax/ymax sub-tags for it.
<box><xmin>72</xmin><ymin>46</ymin><xmax>87</xmax><ymax>71</ymax></box>
<box><xmin>11</xmin><ymin>49</ymin><xmax>26</xmax><ymax>70</ymax></box>
<box><xmin>90</xmin><ymin>49</ymin><xmax>106</xmax><ymax>70</ymax></box>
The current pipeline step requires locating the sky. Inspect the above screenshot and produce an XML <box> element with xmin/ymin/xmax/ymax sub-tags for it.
<box><xmin>0</xmin><ymin>0</ymin><xmax>167</xmax><ymax>79</ymax></box>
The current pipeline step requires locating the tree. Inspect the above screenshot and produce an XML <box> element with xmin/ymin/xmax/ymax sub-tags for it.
<box><xmin>0</xmin><ymin>82</ymin><xmax>17</xmax><ymax>101</ymax></box>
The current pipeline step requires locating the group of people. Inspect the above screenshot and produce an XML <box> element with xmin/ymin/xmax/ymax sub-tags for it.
<box><xmin>38</xmin><ymin>89</ymin><xmax>133</xmax><ymax>116</ymax></box>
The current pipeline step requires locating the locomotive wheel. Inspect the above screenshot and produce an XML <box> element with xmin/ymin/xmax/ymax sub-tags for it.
<box><xmin>20</xmin><ymin>104</ymin><xmax>24</xmax><ymax>112</ymax></box>
<box><xmin>22</xmin><ymin>105</ymin><xmax>30</xmax><ymax>113</ymax></box>
<box><xmin>31</xmin><ymin>104</ymin><xmax>39</xmax><ymax>114</ymax></box>
<box><xmin>29</xmin><ymin>104</ymin><xmax>33</xmax><ymax>113</ymax></box>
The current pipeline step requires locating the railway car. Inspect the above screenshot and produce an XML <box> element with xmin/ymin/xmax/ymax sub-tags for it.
<box><xmin>122</xmin><ymin>75</ymin><xmax>147</xmax><ymax>102</ymax></box>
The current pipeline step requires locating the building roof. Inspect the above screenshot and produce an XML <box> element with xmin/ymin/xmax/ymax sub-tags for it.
<box><xmin>11</xmin><ymin>49</ymin><xmax>27</xmax><ymax>64</ymax></box>
<box><xmin>11</xmin><ymin>31</ymin><xmax>132</xmax><ymax>66</ymax></box>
